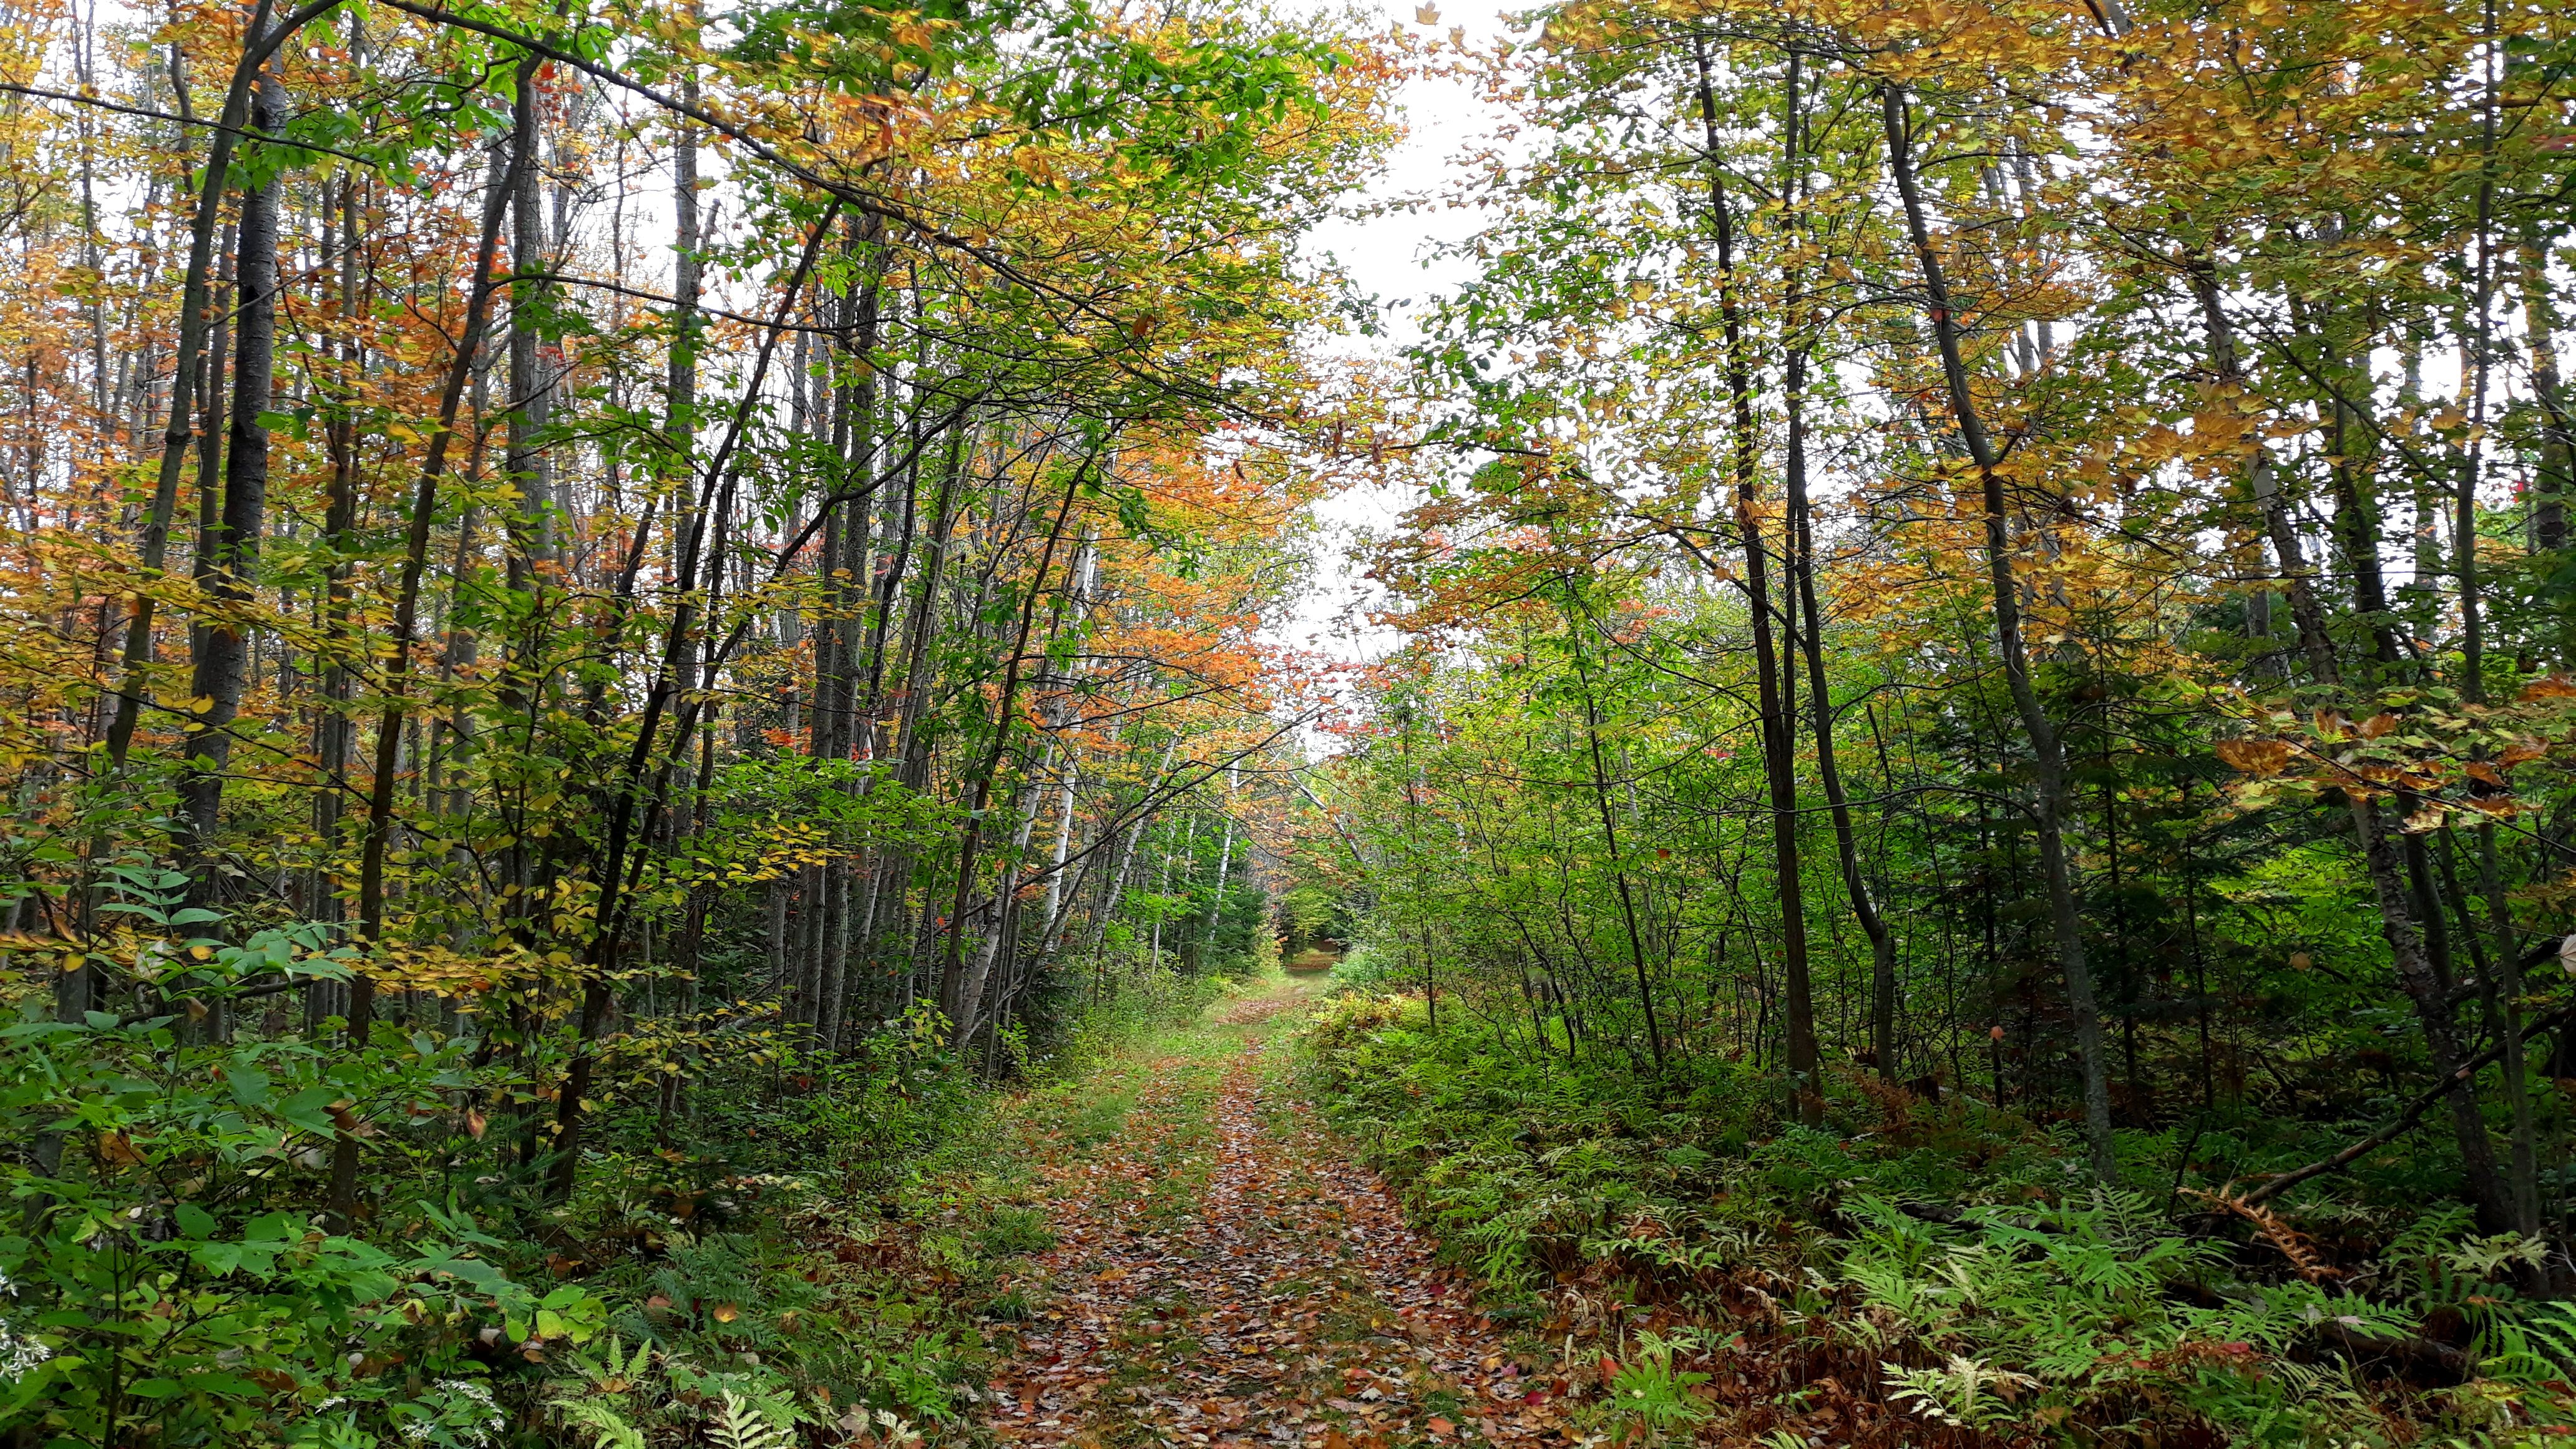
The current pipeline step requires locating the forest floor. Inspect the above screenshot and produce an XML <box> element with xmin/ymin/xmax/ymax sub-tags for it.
<box><xmin>979</xmin><ymin>974</ymin><xmax>1568</xmax><ymax>1448</ymax></box>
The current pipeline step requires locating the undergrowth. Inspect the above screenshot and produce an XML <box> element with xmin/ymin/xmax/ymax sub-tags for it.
<box><xmin>0</xmin><ymin>932</ymin><xmax>1239</xmax><ymax>1448</ymax></box>
<box><xmin>1299</xmin><ymin>987</ymin><xmax>2576</xmax><ymax>1447</ymax></box>
<box><xmin>520</xmin><ymin>955</ymin><xmax>1246</xmax><ymax>1448</ymax></box>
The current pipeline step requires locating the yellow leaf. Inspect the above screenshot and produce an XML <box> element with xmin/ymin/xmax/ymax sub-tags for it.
<box><xmin>2214</xmin><ymin>738</ymin><xmax>2291</xmax><ymax>776</ymax></box>
<box><xmin>2520</xmin><ymin>672</ymin><xmax>2576</xmax><ymax>700</ymax></box>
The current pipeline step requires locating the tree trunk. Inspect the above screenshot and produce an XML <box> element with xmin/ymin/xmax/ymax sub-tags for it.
<box><xmin>1568</xmin><ymin>613</ymin><xmax>1664</xmax><ymax>1071</ymax></box>
<box><xmin>328</xmin><ymin>65</ymin><xmax>526</xmax><ymax>1228</ymax></box>
<box><xmin>1696</xmin><ymin>43</ymin><xmax>1812</xmax><ymax>1113</ymax></box>
<box><xmin>1777</xmin><ymin>51</ymin><xmax>1898</xmax><ymax>1083</ymax></box>
<box><xmin>1884</xmin><ymin>84</ymin><xmax>2115</xmax><ymax>1179</ymax></box>
<box><xmin>106</xmin><ymin>0</ymin><xmax>311</xmax><ymax>766</ymax></box>
<box><xmin>1201</xmin><ymin>764</ymin><xmax>1235</xmax><ymax>952</ymax></box>
<box><xmin>506</xmin><ymin>76</ymin><xmax>554</xmax><ymax>587</ymax></box>
<box><xmin>178</xmin><ymin>66</ymin><xmax>288</xmax><ymax>876</ymax></box>
<box><xmin>2190</xmin><ymin>253</ymin><xmax>2517</xmax><ymax>1227</ymax></box>
<box><xmin>942</xmin><ymin>467</ymin><xmax>1082</xmax><ymax>1040</ymax></box>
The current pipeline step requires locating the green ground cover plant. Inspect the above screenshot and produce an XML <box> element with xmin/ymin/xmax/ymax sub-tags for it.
<box><xmin>1302</xmin><ymin>973</ymin><xmax>2576</xmax><ymax>1445</ymax></box>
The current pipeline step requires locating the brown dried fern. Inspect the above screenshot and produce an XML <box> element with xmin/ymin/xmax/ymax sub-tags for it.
<box><xmin>2186</xmin><ymin>1187</ymin><xmax>2338</xmax><ymax>1282</ymax></box>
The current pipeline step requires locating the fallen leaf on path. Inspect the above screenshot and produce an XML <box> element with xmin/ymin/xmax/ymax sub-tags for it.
<box><xmin>985</xmin><ymin>1021</ymin><xmax>1554</xmax><ymax>1447</ymax></box>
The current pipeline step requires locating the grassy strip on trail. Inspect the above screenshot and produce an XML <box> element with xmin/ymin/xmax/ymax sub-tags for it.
<box><xmin>980</xmin><ymin>973</ymin><xmax>1576</xmax><ymax>1449</ymax></box>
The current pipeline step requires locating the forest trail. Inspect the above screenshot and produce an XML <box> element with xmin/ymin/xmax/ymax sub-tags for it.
<box><xmin>986</xmin><ymin>978</ymin><xmax>1566</xmax><ymax>1448</ymax></box>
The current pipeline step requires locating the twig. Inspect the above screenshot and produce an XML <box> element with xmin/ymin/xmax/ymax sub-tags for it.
<box><xmin>2242</xmin><ymin>995</ymin><xmax>2575</xmax><ymax>1207</ymax></box>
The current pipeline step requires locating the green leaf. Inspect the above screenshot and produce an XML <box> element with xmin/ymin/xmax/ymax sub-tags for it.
<box><xmin>276</xmin><ymin>1086</ymin><xmax>338</xmax><ymax>1134</ymax></box>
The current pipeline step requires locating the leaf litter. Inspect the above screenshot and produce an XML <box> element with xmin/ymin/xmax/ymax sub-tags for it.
<box><xmin>986</xmin><ymin>1034</ymin><xmax>1565</xmax><ymax>1448</ymax></box>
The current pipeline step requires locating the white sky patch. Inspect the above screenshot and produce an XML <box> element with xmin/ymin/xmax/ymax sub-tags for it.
<box><xmin>1272</xmin><ymin>0</ymin><xmax>1523</xmax><ymax>677</ymax></box>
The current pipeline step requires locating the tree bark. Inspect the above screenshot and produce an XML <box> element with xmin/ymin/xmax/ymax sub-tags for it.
<box><xmin>328</xmin><ymin>71</ymin><xmax>526</xmax><ymax>1229</ymax></box>
<box><xmin>1694</xmin><ymin>41</ymin><xmax>1812</xmax><ymax>1111</ymax></box>
<box><xmin>107</xmin><ymin>0</ymin><xmax>342</xmax><ymax>766</ymax></box>
<box><xmin>178</xmin><ymin>66</ymin><xmax>288</xmax><ymax>871</ymax></box>
<box><xmin>942</xmin><ymin>465</ymin><xmax>1083</xmax><ymax>1042</ymax></box>
<box><xmin>1883</xmin><ymin>84</ymin><xmax>2115</xmax><ymax>1178</ymax></box>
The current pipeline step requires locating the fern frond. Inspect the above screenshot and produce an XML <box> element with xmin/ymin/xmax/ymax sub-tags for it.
<box><xmin>2186</xmin><ymin>1188</ymin><xmax>2336</xmax><ymax>1282</ymax></box>
<box><xmin>553</xmin><ymin>1397</ymin><xmax>648</xmax><ymax>1449</ymax></box>
<box><xmin>711</xmin><ymin>1389</ymin><xmax>799</xmax><ymax>1449</ymax></box>
<box><xmin>2515</xmin><ymin>1301</ymin><xmax>2576</xmax><ymax>1370</ymax></box>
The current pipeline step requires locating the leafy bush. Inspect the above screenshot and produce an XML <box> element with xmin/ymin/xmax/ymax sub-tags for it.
<box><xmin>1594</xmin><ymin>1329</ymin><xmax>1713</xmax><ymax>1443</ymax></box>
<box><xmin>0</xmin><ymin>881</ymin><xmax>612</xmax><ymax>1445</ymax></box>
<box><xmin>0</xmin><ymin>852</ymin><xmax>1231</xmax><ymax>1448</ymax></box>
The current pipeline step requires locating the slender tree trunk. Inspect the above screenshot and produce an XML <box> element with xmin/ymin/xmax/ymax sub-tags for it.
<box><xmin>2524</xmin><ymin>232</ymin><xmax>2572</xmax><ymax>561</ymax></box>
<box><xmin>1773</xmin><ymin>52</ymin><xmax>1898</xmax><ymax>1082</ymax></box>
<box><xmin>1790</xmin><ymin>359</ymin><xmax>1898</xmax><ymax>1083</ymax></box>
<box><xmin>506</xmin><ymin>78</ymin><xmax>554</xmax><ymax>587</ymax></box>
<box><xmin>107</xmin><ymin>0</ymin><xmax>336</xmax><ymax>765</ymax></box>
<box><xmin>1042</xmin><ymin>754</ymin><xmax>1079</xmax><ymax>952</ymax></box>
<box><xmin>327</xmin><ymin>78</ymin><xmax>525</xmax><ymax>1228</ymax></box>
<box><xmin>178</xmin><ymin>66</ymin><xmax>288</xmax><ymax>874</ymax></box>
<box><xmin>1202</xmin><ymin>764</ymin><xmax>1235</xmax><ymax>950</ymax></box>
<box><xmin>1885</xmin><ymin>84</ymin><xmax>2114</xmax><ymax>1178</ymax></box>
<box><xmin>957</xmin><ymin>766</ymin><xmax>1048</xmax><ymax>1050</ymax></box>
<box><xmin>1091</xmin><ymin>737</ymin><xmax>1177</xmax><ymax>955</ymax></box>
<box><xmin>2190</xmin><ymin>255</ymin><xmax>2517</xmax><ymax>1227</ymax></box>
<box><xmin>2462</xmin><ymin>118</ymin><xmax>2543</xmax><ymax>1234</ymax></box>
<box><xmin>1568</xmin><ymin>613</ymin><xmax>1664</xmax><ymax>1071</ymax></box>
<box><xmin>1695</xmin><ymin>43</ymin><xmax>1811</xmax><ymax>1111</ymax></box>
<box><xmin>547</xmin><ymin>195</ymin><xmax>839</xmax><ymax>1196</ymax></box>
<box><xmin>313</xmin><ymin>160</ymin><xmax>365</xmax><ymax>962</ymax></box>
<box><xmin>942</xmin><ymin>467</ymin><xmax>1083</xmax><ymax>1040</ymax></box>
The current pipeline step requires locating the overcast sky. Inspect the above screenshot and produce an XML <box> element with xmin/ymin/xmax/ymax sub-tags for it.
<box><xmin>1274</xmin><ymin>0</ymin><xmax>1523</xmax><ymax>670</ymax></box>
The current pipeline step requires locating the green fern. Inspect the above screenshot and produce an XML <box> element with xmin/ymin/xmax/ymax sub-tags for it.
<box><xmin>2523</xmin><ymin>1302</ymin><xmax>2576</xmax><ymax>1365</ymax></box>
<box><xmin>709</xmin><ymin>1390</ymin><xmax>798</xmax><ymax>1449</ymax></box>
<box><xmin>1596</xmin><ymin>1329</ymin><xmax>1712</xmax><ymax>1445</ymax></box>
<box><xmin>554</xmin><ymin>1397</ymin><xmax>648</xmax><ymax>1449</ymax></box>
<box><xmin>544</xmin><ymin>1333</ymin><xmax>658</xmax><ymax>1448</ymax></box>
<box><xmin>564</xmin><ymin>1333</ymin><xmax>656</xmax><ymax>1395</ymax></box>
<box><xmin>1883</xmin><ymin>1354</ymin><xmax>2039</xmax><ymax>1429</ymax></box>
<box><xmin>2444</xmin><ymin>1231</ymin><xmax>2549</xmax><ymax>1279</ymax></box>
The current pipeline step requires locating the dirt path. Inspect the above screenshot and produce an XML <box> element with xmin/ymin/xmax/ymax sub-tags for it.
<box><xmin>986</xmin><ymin>984</ymin><xmax>1565</xmax><ymax>1448</ymax></box>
